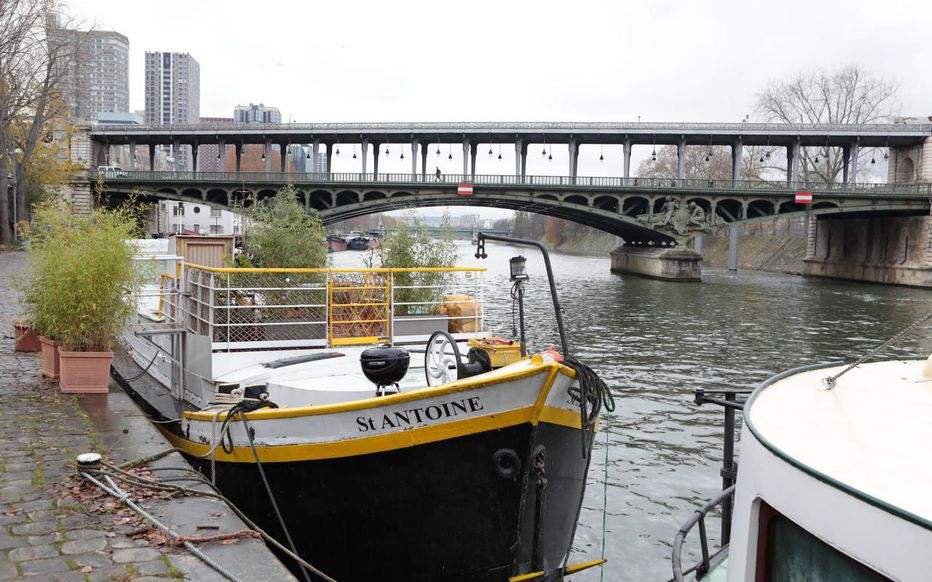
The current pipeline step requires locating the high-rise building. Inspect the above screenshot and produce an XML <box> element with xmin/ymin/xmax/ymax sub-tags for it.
<box><xmin>144</xmin><ymin>52</ymin><xmax>200</xmax><ymax>169</ymax></box>
<box><xmin>234</xmin><ymin>103</ymin><xmax>281</xmax><ymax>124</ymax></box>
<box><xmin>48</xmin><ymin>26</ymin><xmax>129</xmax><ymax>122</ymax></box>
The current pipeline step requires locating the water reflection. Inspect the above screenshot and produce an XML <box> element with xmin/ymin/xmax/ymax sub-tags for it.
<box><xmin>333</xmin><ymin>241</ymin><xmax>932</xmax><ymax>581</ymax></box>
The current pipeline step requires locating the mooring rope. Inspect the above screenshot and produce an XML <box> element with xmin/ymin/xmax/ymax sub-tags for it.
<box><xmin>823</xmin><ymin>310</ymin><xmax>932</xmax><ymax>390</ymax></box>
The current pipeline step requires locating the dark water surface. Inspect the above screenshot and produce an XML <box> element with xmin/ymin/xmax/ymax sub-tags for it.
<box><xmin>334</xmin><ymin>241</ymin><xmax>932</xmax><ymax>581</ymax></box>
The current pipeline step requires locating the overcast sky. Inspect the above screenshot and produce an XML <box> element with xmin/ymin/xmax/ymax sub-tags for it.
<box><xmin>69</xmin><ymin>0</ymin><xmax>931</xmax><ymax>216</ymax></box>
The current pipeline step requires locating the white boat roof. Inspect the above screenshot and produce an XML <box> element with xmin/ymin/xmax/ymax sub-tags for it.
<box><xmin>747</xmin><ymin>358</ymin><xmax>932</xmax><ymax>528</ymax></box>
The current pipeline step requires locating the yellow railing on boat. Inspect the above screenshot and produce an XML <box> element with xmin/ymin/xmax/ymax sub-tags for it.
<box><xmin>167</xmin><ymin>264</ymin><xmax>486</xmax><ymax>351</ymax></box>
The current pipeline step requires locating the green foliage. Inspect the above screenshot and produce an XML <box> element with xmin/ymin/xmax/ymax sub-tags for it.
<box><xmin>241</xmin><ymin>184</ymin><xmax>328</xmax><ymax>269</ymax></box>
<box><xmin>372</xmin><ymin>212</ymin><xmax>458</xmax><ymax>315</ymax></box>
<box><xmin>23</xmin><ymin>200</ymin><xmax>143</xmax><ymax>351</ymax></box>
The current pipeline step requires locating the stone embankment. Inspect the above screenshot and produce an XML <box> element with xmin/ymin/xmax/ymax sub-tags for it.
<box><xmin>700</xmin><ymin>233</ymin><xmax>807</xmax><ymax>273</ymax></box>
<box><xmin>0</xmin><ymin>250</ymin><xmax>295</xmax><ymax>581</ymax></box>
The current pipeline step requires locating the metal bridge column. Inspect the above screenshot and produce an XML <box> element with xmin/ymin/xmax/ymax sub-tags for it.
<box><xmin>310</xmin><ymin>140</ymin><xmax>319</xmax><ymax>174</ymax></box>
<box><xmin>731</xmin><ymin>138</ymin><xmax>742</xmax><ymax>186</ymax></box>
<box><xmin>849</xmin><ymin>140</ymin><xmax>860</xmax><ymax>185</ymax></box>
<box><xmin>129</xmin><ymin>141</ymin><xmax>136</xmax><ymax>171</ymax></box>
<box><xmin>234</xmin><ymin>143</ymin><xmax>242</xmax><ymax>173</ymax></box>
<box><xmin>410</xmin><ymin>142</ymin><xmax>418</xmax><ymax>175</ymax></box>
<box><xmin>568</xmin><ymin>138</ymin><xmax>578</xmax><ymax>179</ymax></box>
<box><xmin>325</xmin><ymin>143</ymin><xmax>333</xmax><ymax>177</ymax></box>
<box><xmin>677</xmin><ymin>138</ymin><xmax>686</xmax><ymax>180</ymax></box>
<box><xmin>217</xmin><ymin>140</ymin><xmax>225</xmax><ymax>171</ymax></box>
<box><xmin>623</xmin><ymin>138</ymin><xmax>632</xmax><ymax>179</ymax></box>
<box><xmin>361</xmin><ymin>139</ymin><xmax>369</xmax><ymax>175</ymax></box>
<box><xmin>462</xmin><ymin>141</ymin><xmax>470</xmax><ymax>177</ymax></box>
<box><xmin>263</xmin><ymin>139</ymin><xmax>271</xmax><ymax>173</ymax></box>
<box><xmin>787</xmin><ymin>139</ymin><xmax>800</xmax><ymax>187</ymax></box>
<box><xmin>192</xmin><ymin>144</ymin><xmax>198</xmax><ymax>172</ymax></box>
<box><xmin>728</xmin><ymin>226</ymin><xmax>739</xmax><ymax>271</ymax></box>
<box><xmin>279</xmin><ymin>143</ymin><xmax>287</xmax><ymax>172</ymax></box>
<box><xmin>148</xmin><ymin>144</ymin><xmax>155</xmax><ymax>171</ymax></box>
<box><xmin>373</xmin><ymin>145</ymin><xmax>380</xmax><ymax>175</ymax></box>
<box><xmin>421</xmin><ymin>142</ymin><xmax>429</xmax><ymax>177</ymax></box>
<box><xmin>842</xmin><ymin>145</ymin><xmax>850</xmax><ymax>183</ymax></box>
<box><xmin>515</xmin><ymin>140</ymin><xmax>527</xmax><ymax>178</ymax></box>
<box><xmin>469</xmin><ymin>142</ymin><xmax>478</xmax><ymax>179</ymax></box>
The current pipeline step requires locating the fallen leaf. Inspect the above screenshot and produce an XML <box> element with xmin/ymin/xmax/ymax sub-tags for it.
<box><xmin>221</xmin><ymin>538</ymin><xmax>237</xmax><ymax>545</ymax></box>
<box><xmin>80</xmin><ymin>566</ymin><xmax>93</xmax><ymax>573</ymax></box>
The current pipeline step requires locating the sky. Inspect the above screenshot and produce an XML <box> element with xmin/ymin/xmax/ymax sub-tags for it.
<box><xmin>68</xmin><ymin>0</ymin><xmax>932</xmax><ymax>216</ymax></box>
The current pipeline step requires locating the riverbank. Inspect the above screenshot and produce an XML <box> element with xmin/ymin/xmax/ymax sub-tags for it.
<box><xmin>0</xmin><ymin>251</ymin><xmax>295</xmax><ymax>581</ymax></box>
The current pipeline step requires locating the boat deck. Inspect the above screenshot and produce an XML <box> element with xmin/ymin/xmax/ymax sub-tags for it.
<box><xmin>748</xmin><ymin>358</ymin><xmax>932</xmax><ymax>528</ymax></box>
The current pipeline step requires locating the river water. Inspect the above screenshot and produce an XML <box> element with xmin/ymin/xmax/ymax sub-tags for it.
<box><xmin>333</xmin><ymin>240</ymin><xmax>932</xmax><ymax>581</ymax></box>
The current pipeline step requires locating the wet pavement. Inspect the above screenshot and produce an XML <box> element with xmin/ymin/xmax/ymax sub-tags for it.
<box><xmin>0</xmin><ymin>250</ymin><xmax>295</xmax><ymax>581</ymax></box>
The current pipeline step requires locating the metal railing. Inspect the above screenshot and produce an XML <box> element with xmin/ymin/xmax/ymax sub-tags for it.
<box><xmin>101</xmin><ymin>170</ymin><xmax>932</xmax><ymax>196</ymax></box>
<box><xmin>671</xmin><ymin>485</ymin><xmax>737</xmax><ymax>582</ymax></box>
<box><xmin>177</xmin><ymin>264</ymin><xmax>485</xmax><ymax>351</ymax></box>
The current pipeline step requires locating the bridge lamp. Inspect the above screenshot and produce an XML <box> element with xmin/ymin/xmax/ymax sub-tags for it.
<box><xmin>488</xmin><ymin>145</ymin><xmax>493</xmax><ymax>157</ymax></box>
<box><xmin>884</xmin><ymin>151</ymin><xmax>889</xmax><ymax>161</ymax></box>
<box><xmin>261</xmin><ymin>151</ymin><xmax>266</xmax><ymax>161</ymax></box>
<box><xmin>400</xmin><ymin>150</ymin><xmax>405</xmax><ymax>160</ymax></box>
<box><xmin>306</xmin><ymin>151</ymin><xmax>311</xmax><ymax>159</ymax></box>
<box><xmin>651</xmin><ymin>147</ymin><xmax>657</xmax><ymax>162</ymax></box>
<box><xmin>871</xmin><ymin>154</ymin><xmax>876</xmax><ymax>165</ymax></box>
<box><xmin>548</xmin><ymin>152</ymin><xmax>552</xmax><ymax>161</ymax></box>
<box><xmin>385</xmin><ymin>146</ymin><xmax>390</xmax><ymax>155</ymax></box>
<box><xmin>814</xmin><ymin>155</ymin><xmax>820</xmax><ymax>164</ymax></box>
<box><xmin>600</xmin><ymin>143</ymin><xmax>604</xmax><ymax>162</ymax></box>
<box><xmin>542</xmin><ymin>146</ymin><xmax>547</xmax><ymax>156</ymax></box>
<box><xmin>336</xmin><ymin>146</ymin><xmax>341</xmax><ymax>156</ymax></box>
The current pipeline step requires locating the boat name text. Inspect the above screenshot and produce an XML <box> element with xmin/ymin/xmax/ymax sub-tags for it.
<box><xmin>356</xmin><ymin>397</ymin><xmax>484</xmax><ymax>432</ymax></box>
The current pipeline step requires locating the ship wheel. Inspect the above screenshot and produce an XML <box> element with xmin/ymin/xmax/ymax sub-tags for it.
<box><xmin>425</xmin><ymin>331</ymin><xmax>462</xmax><ymax>387</ymax></box>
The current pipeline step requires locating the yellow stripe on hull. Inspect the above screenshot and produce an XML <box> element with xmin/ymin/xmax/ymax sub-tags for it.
<box><xmin>162</xmin><ymin>405</ymin><xmax>583</xmax><ymax>463</ymax></box>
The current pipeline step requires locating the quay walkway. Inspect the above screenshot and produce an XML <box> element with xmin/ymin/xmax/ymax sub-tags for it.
<box><xmin>0</xmin><ymin>250</ymin><xmax>295</xmax><ymax>581</ymax></box>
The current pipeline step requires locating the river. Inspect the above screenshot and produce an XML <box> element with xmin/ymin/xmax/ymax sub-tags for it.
<box><xmin>332</xmin><ymin>240</ymin><xmax>932</xmax><ymax>581</ymax></box>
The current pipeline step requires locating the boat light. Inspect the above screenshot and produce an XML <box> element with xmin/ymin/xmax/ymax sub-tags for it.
<box><xmin>510</xmin><ymin>256</ymin><xmax>529</xmax><ymax>282</ymax></box>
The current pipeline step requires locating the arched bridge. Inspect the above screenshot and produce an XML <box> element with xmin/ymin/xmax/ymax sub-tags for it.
<box><xmin>99</xmin><ymin>171</ymin><xmax>932</xmax><ymax>245</ymax></box>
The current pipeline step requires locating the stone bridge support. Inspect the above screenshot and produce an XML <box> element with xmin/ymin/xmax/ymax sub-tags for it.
<box><xmin>803</xmin><ymin>214</ymin><xmax>932</xmax><ymax>287</ymax></box>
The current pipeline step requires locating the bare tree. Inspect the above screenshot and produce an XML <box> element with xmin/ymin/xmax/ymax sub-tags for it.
<box><xmin>0</xmin><ymin>0</ymin><xmax>76</xmax><ymax>243</ymax></box>
<box><xmin>755</xmin><ymin>65</ymin><xmax>898</xmax><ymax>183</ymax></box>
<box><xmin>637</xmin><ymin>145</ymin><xmax>766</xmax><ymax>181</ymax></box>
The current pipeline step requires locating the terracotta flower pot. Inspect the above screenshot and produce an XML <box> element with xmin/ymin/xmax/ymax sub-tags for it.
<box><xmin>58</xmin><ymin>351</ymin><xmax>113</xmax><ymax>394</ymax></box>
<box><xmin>14</xmin><ymin>322</ymin><xmax>40</xmax><ymax>352</ymax></box>
<box><xmin>38</xmin><ymin>336</ymin><xmax>62</xmax><ymax>379</ymax></box>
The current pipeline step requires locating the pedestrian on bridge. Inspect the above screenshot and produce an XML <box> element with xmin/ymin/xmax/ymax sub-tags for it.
<box><xmin>436</xmin><ymin>167</ymin><xmax>443</xmax><ymax>182</ymax></box>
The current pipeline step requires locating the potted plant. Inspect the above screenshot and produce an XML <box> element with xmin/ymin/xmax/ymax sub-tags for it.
<box><xmin>368</xmin><ymin>213</ymin><xmax>459</xmax><ymax>337</ymax></box>
<box><xmin>23</xmin><ymin>201</ymin><xmax>141</xmax><ymax>392</ymax></box>
<box><xmin>13</xmin><ymin>319</ymin><xmax>40</xmax><ymax>352</ymax></box>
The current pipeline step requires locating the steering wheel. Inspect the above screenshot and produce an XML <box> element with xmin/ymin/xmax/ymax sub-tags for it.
<box><xmin>425</xmin><ymin>331</ymin><xmax>463</xmax><ymax>387</ymax></box>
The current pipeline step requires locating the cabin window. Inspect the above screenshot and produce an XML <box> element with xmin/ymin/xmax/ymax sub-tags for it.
<box><xmin>756</xmin><ymin>502</ymin><xmax>890</xmax><ymax>581</ymax></box>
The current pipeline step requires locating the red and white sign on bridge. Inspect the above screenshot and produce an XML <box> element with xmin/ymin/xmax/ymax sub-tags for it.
<box><xmin>795</xmin><ymin>191</ymin><xmax>813</xmax><ymax>204</ymax></box>
<box><xmin>457</xmin><ymin>183</ymin><xmax>474</xmax><ymax>196</ymax></box>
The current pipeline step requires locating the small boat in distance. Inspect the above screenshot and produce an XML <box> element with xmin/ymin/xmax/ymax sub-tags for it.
<box><xmin>326</xmin><ymin>234</ymin><xmax>347</xmax><ymax>252</ymax></box>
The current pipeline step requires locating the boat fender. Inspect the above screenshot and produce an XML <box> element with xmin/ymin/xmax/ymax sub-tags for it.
<box><xmin>492</xmin><ymin>448</ymin><xmax>521</xmax><ymax>480</ymax></box>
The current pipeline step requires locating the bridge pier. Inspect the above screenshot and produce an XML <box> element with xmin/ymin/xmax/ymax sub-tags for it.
<box><xmin>803</xmin><ymin>214</ymin><xmax>932</xmax><ymax>287</ymax></box>
<box><xmin>610</xmin><ymin>246</ymin><xmax>702</xmax><ymax>282</ymax></box>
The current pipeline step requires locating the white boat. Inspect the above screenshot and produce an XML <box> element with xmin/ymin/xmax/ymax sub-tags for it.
<box><xmin>672</xmin><ymin>356</ymin><xmax>932</xmax><ymax>581</ymax></box>
<box><xmin>116</xmin><ymin>234</ymin><xmax>612</xmax><ymax>581</ymax></box>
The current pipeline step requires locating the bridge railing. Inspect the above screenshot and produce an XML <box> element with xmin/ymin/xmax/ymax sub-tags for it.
<box><xmin>100</xmin><ymin>170</ymin><xmax>932</xmax><ymax>196</ymax></box>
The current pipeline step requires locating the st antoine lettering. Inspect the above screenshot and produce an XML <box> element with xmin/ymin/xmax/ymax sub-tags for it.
<box><xmin>356</xmin><ymin>397</ymin><xmax>484</xmax><ymax>433</ymax></box>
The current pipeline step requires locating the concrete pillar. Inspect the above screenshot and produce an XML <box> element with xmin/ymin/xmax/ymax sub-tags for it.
<box><xmin>462</xmin><ymin>142</ymin><xmax>469</xmax><ymax>176</ymax></box>
<box><xmin>192</xmin><ymin>144</ymin><xmax>198</xmax><ymax>172</ymax></box>
<box><xmin>731</xmin><ymin>138</ymin><xmax>743</xmax><ymax>187</ymax></box>
<box><xmin>325</xmin><ymin>144</ymin><xmax>333</xmax><ymax>177</ymax></box>
<box><xmin>787</xmin><ymin>140</ymin><xmax>800</xmax><ymax>186</ymax></box>
<box><xmin>568</xmin><ymin>138</ymin><xmax>578</xmax><ymax>179</ymax></box>
<box><xmin>410</xmin><ymin>143</ymin><xmax>418</xmax><ymax>175</ymax></box>
<box><xmin>677</xmin><ymin>138</ymin><xmax>686</xmax><ymax>180</ymax></box>
<box><xmin>623</xmin><ymin>139</ymin><xmax>632</xmax><ymax>179</ymax></box>
<box><xmin>311</xmin><ymin>140</ymin><xmax>319</xmax><ymax>174</ymax></box>
<box><xmin>361</xmin><ymin>139</ymin><xmax>369</xmax><ymax>174</ymax></box>
<box><xmin>280</xmin><ymin>144</ymin><xmax>287</xmax><ymax>172</ymax></box>
<box><xmin>694</xmin><ymin>235</ymin><xmax>703</xmax><ymax>254</ymax></box>
<box><xmin>728</xmin><ymin>226</ymin><xmax>739</xmax><ymax>271</ymax></box>
<box><xmin>373</xmin><ymin>145</ymin><xmax>380</xmax><ymax>175</ymax></box>
<box><xmin>849</xmin><ymin>141</ymin><xmax>860</xmax><ymax>185</ymax></box>
<box><xmin>149</xmin><ymin>144</ymin><xmax>155</xmax><ymax>171</ymax></box>
<box><xmin>264</xmin><ymin>139</ymin><xmax>271</xmax><ymax>173</ymax></box>
<box><xmin>235</xmin><ymin>143</ymin><xmax>242</xmax><ymax>173</ymax></box>
<box><xmin>842</xmin><ymin>145</ymin><xmax>850</xmax><ymax>183</ymax></box>
<box><xmin>129</xmin><ymin>141</ymin><xmax>136</xmax><ymax>171</ymax></box>
<box><xmin>469</xmin><ymin>142</ymin><xmax>478</xmax><ymax>179</ymax></box>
